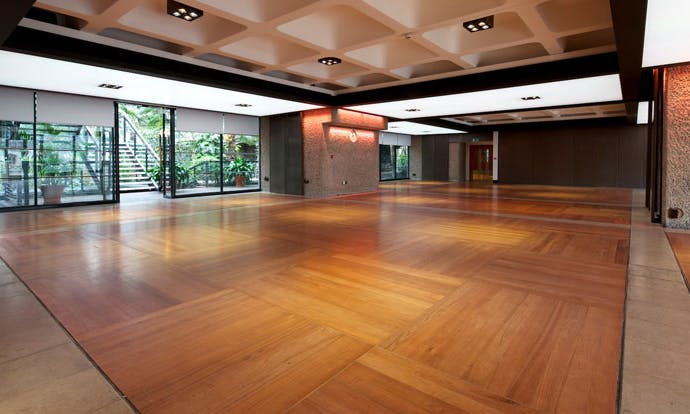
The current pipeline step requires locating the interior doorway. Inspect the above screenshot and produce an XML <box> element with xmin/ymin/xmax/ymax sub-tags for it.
<box><xmin>468</xmin><ymin>144</ymin><xmax>493</xmax><ymax>181</ymax></box>
<box><xmin>117</xmin><ymin>103</ymin><xmax>171</xmax><ymax>195</ymax></box>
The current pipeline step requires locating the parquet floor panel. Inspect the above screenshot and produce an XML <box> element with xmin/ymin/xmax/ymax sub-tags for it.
<box><xmin>0</xmin><ymin>183</ymin><xmax>632</xmax><ymax>413</ymax></box>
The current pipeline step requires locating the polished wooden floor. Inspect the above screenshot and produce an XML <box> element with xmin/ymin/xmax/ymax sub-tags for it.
<box><xmin>0</xmin><ymin>182</ymin><xmax>632</xmax><ymax>413</ymax></box>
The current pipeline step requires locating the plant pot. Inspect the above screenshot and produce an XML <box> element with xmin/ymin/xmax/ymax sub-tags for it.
<box><xmin>235</xmin><ymin>175</ymin><xmax>245</xmax><ymax>187</ymax></box>
<box><xmin>40</xmin><ymin>185</ymin><xmax>65</xmax><ymax>204</ymax></box>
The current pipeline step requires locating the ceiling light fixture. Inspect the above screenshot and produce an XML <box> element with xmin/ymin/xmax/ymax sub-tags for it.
<box><xmin>521</xmin><ymin>96</ymin><xmax>541</xmax><ymax>101</ymax></box>
<box><xmin>318</xmin><ymin>57</ymin><xmax>342</xmax><ymax>66</ymax></box>
<box><xmin>167</xmin><ymin>0</ymin><xmax>203</xmax><ymax>22</ymax></box>
<box><xmin>463</xmin><ymin>15</ymin><xmax>494</xmax><ymax>33</ymax></box>
<box><xmin>98</xmin><ymin>83</ymin><xmax>123</xmax><ymax>89</ymax></box>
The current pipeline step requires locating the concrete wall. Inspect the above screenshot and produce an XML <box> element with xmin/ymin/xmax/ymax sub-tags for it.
<box><xmin>663</xmin><ymin>64</ymin><xmax>690</xmax><ymax>228</ymax></box>
<box><xmin>302</xmin><ymin>109</ymin><xmax>381</xmax><ymax>197</ymax></box>
<box><xmin>410</xmin><ymin>136</ymin><xmax>422</xmax><ymax>180</ymax></box>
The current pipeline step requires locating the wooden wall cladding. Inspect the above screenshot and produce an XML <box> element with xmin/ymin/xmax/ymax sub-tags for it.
<box><xmin>498</xmin><ymin>123</ymin><xmax>647</xmax><ymax>188</ymax></box>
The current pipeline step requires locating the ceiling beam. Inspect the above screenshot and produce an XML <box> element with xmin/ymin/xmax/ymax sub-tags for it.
<box><xmin>0</xmin><ymin>1</ymin><xmax>35</xmax><ymax>45</ymax></box>
<box><xmin>610</xmin><ymin>0</ymin><xmax>650</xmax><ymax>121</ymax></box>
<box><xmin>332</xmin><ymin>53</ymin><xmax>620</xmax><ymax>106</ymax></box>
<box><xmin>2</xmin><ymin>26</ymin><xmax>331</xmax><ymax>106</ymax></box>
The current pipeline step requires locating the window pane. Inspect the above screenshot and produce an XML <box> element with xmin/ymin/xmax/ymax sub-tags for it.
<box><xmin>36</xmin><ymin>123</ymin><xmax>115</xmax><ymax>205</ymax></box>
<box><xmin>395</xmin><ymin>145</ymin><xmax>409</xmax><ymax>179</ymax></box>
<box><xmin>379</xmin><ymin>145</ymin><xmax>394</xmax><ymax>181</ymax></box>
<box><xmin>0</xmin><ymin>121</ymin><xmax>36</xmax><ymax>207</ymax></box>
<box><xmin>175</xmin><ymin>131</ymin><xmax>222</xmax><ymax>196</ymax></box>
<box><xmin>223</xmin><ymin>134</ymin><xmax>259</xmax><ymax>192</ymax></box>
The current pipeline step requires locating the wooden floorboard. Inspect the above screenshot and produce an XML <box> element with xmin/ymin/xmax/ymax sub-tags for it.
<box><xmin>0</xmin><ymin>182</ymin><xmax>631</xmax><ymax>413</ymax></box>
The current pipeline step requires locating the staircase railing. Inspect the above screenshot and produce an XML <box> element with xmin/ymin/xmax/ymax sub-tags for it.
<box><xmin>77</xmin><ymin>126</ymin><xmax>103</xmax><ymax>191</ymax></box>
<box><xmin>119</xmin><ymin>114</ymin><xmax>160</xmax><ymax>189</ymax></box>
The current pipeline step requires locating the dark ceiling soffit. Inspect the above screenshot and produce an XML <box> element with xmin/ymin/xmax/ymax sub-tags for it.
<box><xmin>467</xmin><ymin>116</ymin><xmax>630</xmax><ymax>132</ymax></box>
<box><xmin>0</xmin><ymin>1</ymin><xmax>35</xmax><ymax>45</ymax></box>
<box><xmin>400</xmin><ymin>118</ymin><xmax>471</xmax><ymax>132</ymax></box>
<box><xmin>332</xmin><ymin>53</ymin><xmax>620</xmax><ymax>106</ymax></box>
<box><xmin>408</xmin><ymin>100</ymin><xmax>627</xmax><ymax>122</ymax></box>
<box><xmin>610</xmin><ymin>0</ymin><xmax>649</xmax><ymax>119</ymax></box>
<box><xmin>2</xmin><ymin>26</ymin><xmax>329</xmax><ymax>105</ymax></box>
<box><xmin>466</xmin><ymin>115</ymin><xmax>631</xmax><ymax>133</ymax></box>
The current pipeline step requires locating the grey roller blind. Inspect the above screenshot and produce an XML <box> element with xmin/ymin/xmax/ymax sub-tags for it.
<box><xmin>37</xmin><ymin>91</ymin><xmax>114</xmax><ymax>127</ymax></box>
<box><xmin>380</xmin><ymin>132</ymin><xmax>411</xmax><ymax>146</ymax></box>
<box><xmin>224</xmin><ymin>113</ymin><xmax>259</xmax><ymax>135</ymax></box>
<box><xmin>176</xmin><ymin>107</ymin><xmax>223</xmax><ymax>133</ymax></box>
<box><xmin>0</xmin><ymin>86</ymin><xmax>34</xmax><ymax>122</ymax></box>
<box><xmin>379</xmin><ymin>132</ymin><xmax>397</xmax><ymax>145</ymax></box>
<box><xmin>396</xmin><ymin>134</ymin><xmax>411</xmax><ymax>146</ymax></box>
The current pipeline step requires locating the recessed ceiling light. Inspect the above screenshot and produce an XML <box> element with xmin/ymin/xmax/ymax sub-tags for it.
<box><xmin>167</xmin><ymin>0</ymin><xmax>203</xmax><ymax>22</ymax></box>
<box><xmin>318</xmin><ymin>57</ymin><xmax>342</xmax><ymax>66</ymax></box>
<box><xmin>98</xmin><ymin>83</ymin><xmax>123</xmax><ymax>89</ymax></box>
<box><xmin>405</xmin><ymin>108</ymin><xmax>421</xmax><ymax>112</ymax></box>
<box><xmin>235</xmin><ymin>103</ymin><xmax>252</xmax><ymax>107</ymax></box>
<box><xmin>463</xmin><ymin>15</ymin><xmax>494</xmax><ymax>33</ymax></box>
<box><xmin>521</xmin><ymin>96</ymin><xmax>541</xmax><ymax>101</ymax></box>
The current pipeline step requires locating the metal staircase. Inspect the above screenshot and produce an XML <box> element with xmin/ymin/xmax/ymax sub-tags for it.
<box><xmin>118</xmin><ymin>115</ymin><xmax>159</xmax><ymax>192</ymax></box>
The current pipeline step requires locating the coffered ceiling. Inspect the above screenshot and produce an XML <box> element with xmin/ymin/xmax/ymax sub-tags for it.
<box><xmin>29</xmin><ymin>0</ymin><xmax>616</xmax><ymax>95</ymax></box>
<box><xmin>444</xmin><ymin>103</ymin><xmax>628</xmax><ymax>126</ymax></box>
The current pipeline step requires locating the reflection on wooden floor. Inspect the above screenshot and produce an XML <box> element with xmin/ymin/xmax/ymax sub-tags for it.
<box><xmin>0</xmin><ymin>182</ymin><xmax>630</xmax><ymax>413</ymax></box>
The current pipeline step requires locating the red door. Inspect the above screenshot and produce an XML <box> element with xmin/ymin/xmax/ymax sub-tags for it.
<box><xmin>469</xmin><ymin>145</ymin><xmax>492</xmax><ymax>181</ymax></box>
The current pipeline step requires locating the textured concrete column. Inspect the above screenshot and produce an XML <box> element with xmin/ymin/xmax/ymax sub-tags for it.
<box><xmin>663</xmin><ymin>64</ymin><xmax>690</xmax><ymax>228</ymax></box>
<box><xmin>410</xmin><ymin>136</ymin><xmax>422</xmax><ymax>180</ymax></box>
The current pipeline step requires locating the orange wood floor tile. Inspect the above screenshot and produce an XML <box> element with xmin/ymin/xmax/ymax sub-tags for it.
<box><xmin>0</xmin><ymin>183</ymin><xmax>632</xmax><ymax>413</ymax></box>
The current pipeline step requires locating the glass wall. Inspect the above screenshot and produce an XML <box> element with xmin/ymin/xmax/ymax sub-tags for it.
<box><xmin>379</xmin><ymin>144</ymin><xmax>409</xmax><ymax>181</ymax></box>
<box><xmin>0</xmin><ymin>119</ymin><xmax>114</xmax><ymax>209</ymax></box>
<box><xmin>175</xmin><ymin>131</ymin><xmax>222</xmax><ymax>195</ymax></box>
<box><xmin>394</xmin><ymin>145</ymin><xmax>409</xmax><ymax>179</ymax></box>
<box><xmin>172</xmin><ymin>131</ymin><xmax>260</xmax><ymax>195</ymax></box>
<box><xmin>36</xmin><ymin>123</ymin><xmax>114</xmax><ymax>205</ymax></box>
<box><xmin>0</xmin><ymin>121</ymin><xmax>35</xmax><ymax>208</ymax></box>
<box><xmin>223</xmin><ymin>134</ymin><xmax>259</xmax><ymax>192</ymax></box>
<box><xmin>379</xmin><ymin>132</ymin><xmax>410</xmax><ymax>181</ymax></box>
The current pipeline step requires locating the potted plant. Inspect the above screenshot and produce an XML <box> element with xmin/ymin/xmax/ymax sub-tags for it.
<box><xmin>147</xmin><ymin>163</ymin><xmax>190</xmax><ymax>190</ymax></box>
<box><xmin>38</xmin><ymin>146</ymin><xmax>72</xmax><ymax>204</ymax></box>
<box><xmin>227</xmin><ymin>157</ymin><xmax>253</xmax><ymax>187</ymax></box>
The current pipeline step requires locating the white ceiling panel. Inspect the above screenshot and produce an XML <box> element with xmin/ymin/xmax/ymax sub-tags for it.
<box><xmin>0</xmin><ymin>51</ymin><xmax>321</xmax><ymax>116</ymax></box>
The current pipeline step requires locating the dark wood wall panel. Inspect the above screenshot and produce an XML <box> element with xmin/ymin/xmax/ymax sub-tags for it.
<box><xmin>421</xmin><ymin>135</ymin><xmax>451</xmax><ymax>181</ymax></box>
<box><xmin>498</xmin><ymin>135</ymin><xmax>534</xmax><ymax>184</ymax></box>
<box><xmin>269</xmin><ymin>113</ymin><xmax>303</xmax><ymax>195</ymax></box>
<box><xmin>619</xmin><ymin>131</ymin><xmax>647</xmax><ymax>188</ymax></box>
<box><xmin>433</xmin><ymin>136</ymin><xmax>450</xmax><ymax>181</ymax></box>
<box><xmin>499</xmin><ymin>123</ymin><xmax>646</xmax><ymax>188</ymax></box>
<box><xmin>422</xmin><ymin>138</ymin><xmax>435</xmax><ymax>180</ymax></box>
